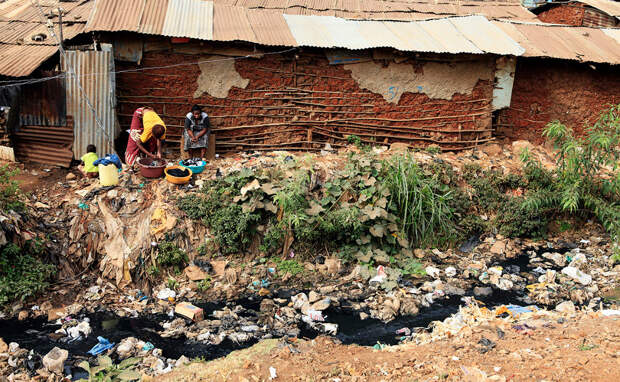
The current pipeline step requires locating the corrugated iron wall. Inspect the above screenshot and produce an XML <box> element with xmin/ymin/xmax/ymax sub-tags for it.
<box><xmin>18</xmin><ymin>71</ymin><xmax>67</xmax><ymax>126</ymax></box>
<box><xmin>13</xmin><ymin>116</ymin><xmax>74</xmax><ymax>167</ymax></box>
<box><xmin>63</xmin><ymin>45</ymin><xmax>118</xmax><ymax>158</ymax></box>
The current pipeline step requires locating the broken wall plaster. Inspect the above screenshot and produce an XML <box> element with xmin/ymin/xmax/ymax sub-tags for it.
<box><xmin>194</xmin><ymin>56</ymin><xmax>250</xmax><ymax>99</ymax></box>
<box><xmin>344</xmin><ymin>59</ymin><xmax>494</xmax><ymax>103</ymax></box>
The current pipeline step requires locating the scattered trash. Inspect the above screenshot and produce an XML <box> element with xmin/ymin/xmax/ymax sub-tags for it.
<box><xmin>87</xmin><ymin>336</ymin><xmax>115</xmax><ymax>356</ymax></box>
<box><xmin>142</xmin><ymin>342</ymin><xmax>155</xmax><ymax>351</ymax></box>
<box><xmin>495</xmin><ymin>304</ymin><xmax>538</xmax><ymax>318</ymax></box>
<box><xmin>561</xmin><ymin>266</ymin><xmax>592</xmax><ymax>285</ymax></box>
<box><xmin>369</xmin><ymin>265</ymin><xmax>387</xmax><ymax>284</ymax></box>
<box><xmin>373</xmin><ymin>342</ymin><xmax>388</xmax><ymax>350</ymax></box>
<box><xmin>601</xmin><ymin>309</ymin><xmax>620</xmax><ymax>317</ymax></box>
<box><xmin>156</xmin><ymin>288</ymin><xmax>176</xmax><ymax>300</ymax></box>
<box><xmin>478</xmin><ymin>337</ymin><xmax>496</xmax><ymax>353</ymax></box>
<box><xmin>269</xmin><ymin>366</ymin><xmax>277</xmax><ymax>380</ymax></box>
<box><xmin>175</xmin><ymin>302</ymin><xmax>204</xmax><ymax>322</ymax></box>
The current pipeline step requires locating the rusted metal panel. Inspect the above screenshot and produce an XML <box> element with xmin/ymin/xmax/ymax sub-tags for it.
<box><xmin>212</xmin><ymin>0</ymin><xmax>537</xmax><ymax>21</ymax></box>
<box><xmin>162</xmin><ymin>0</ymin><xmax>213</xmax><ymax>40</ymax></box>
<box><xmin>0</xmin><ymin>44</ymin><xmax>58</xmax><ymax>77</ymax></box>
<box><xmin>18</xmin><ymin>71</ymin><xmax>66</xmax><ymax>126</ymax></box>
<box><xmin>580</xmin><ymin>0</ymin><xmax>620</xmax><ymax>18</ymax></box>
<box><xmin>246</xmin><ymin>9</ymin><xmax>297</xmax><ymax>46</ymax></box>
<box><xmin>114</xmin><ymin>36</ymin><xmax>143</xmax><ymax>63</ymax></box>
<box><xmin>13</xmin><ymin>117</ymin><xmax>74</xmax><ymax>167</ymax></box>
<box><xmin>213</xmin><ymin>3</ymin><xmax>254</xmax><ymax>41</ymax></box>
<box><xmin>85</xmin><ymin>0</ymin><xmax>144</xmax><ymax>32</ymax></box>
<box><xmin>494</xmin><ymin>20</ymin><xmax>620</xmax><ymax>64</ymax></box>
<box><xmin>64</xmin><ymin>45</ymin><xmax>117</xmax><ymax>159</ymax></box>
<box><xmin>139</xmin><ymin>0</ymin><xmax>168</xmax><ymax>35</ymax></box>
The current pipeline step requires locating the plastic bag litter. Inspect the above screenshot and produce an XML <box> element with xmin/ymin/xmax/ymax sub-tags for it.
<box><xmin>156</xmin><ymin>288</ymin><xmax>176</xmax><ymax>300</ymax></box>
<box><xmin>269</xmin><ymin>366</ymin><xmax>277</xmax><ymax>380</ymax></box>
<box><xmin>369</xmin><ymin>265</ymin><xmax>387</xmax><ymax>284</ymax></box>
<box><xmin>495</xmin><ymin>304</ymin><xmax>538</xmax><ymax>317</ymax></box>
<box><xmin>87</xmin><ymin>336</ymin><xmax>115</xmax><ymax>356</ymax></box>
<box><xmin>601</xmin><ymin>309</ymin><xmax>620</xmax><ymax>317</ymax></box>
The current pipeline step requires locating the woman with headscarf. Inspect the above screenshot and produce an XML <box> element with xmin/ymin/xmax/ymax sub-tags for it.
<box><xmin>125</xmin><ymin>107</ymin><xmax>167</xmax><ymax>165</ymax></box>
<box><xmin>183</xmin><ymin>104</ymin><xmax>210</xmax><ymax>159</ymax></box>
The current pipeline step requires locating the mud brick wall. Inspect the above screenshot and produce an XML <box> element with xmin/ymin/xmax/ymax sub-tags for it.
<box><xmin>115</xmin><ymin>45</ymin><xmax>495</xmax><ymax>154</ymax></box>
<box><xmin>537</xmin><ymin>4</ymin><xmax>586</xmax><ymax>26</ymax></box>
<box><xmin>536</xmin><ymin>3</ymin><xmax>618</xmax><ymax>27</ymax></box>
<box><xmin>497</xmin><ymin>58</ymin><xmax>620</xmax><ymax>143</ymax></box>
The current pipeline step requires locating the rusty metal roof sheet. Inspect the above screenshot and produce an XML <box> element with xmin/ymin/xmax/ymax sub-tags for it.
<box><xmin>86</xmin><ymin>0</ymin><xmax>143</xmax><ymax>32</ymax></box>
<box><xmin>162</xmin><ymin>0</ymin><xmax>213</xmax><ymax>39</ymax></box>
<box><xmin>0</xmin><ymin>43</ymin><xmax>58</xmax><ymax>77</ymax></box>
<box><xmin>493</xmin><ymin>20</ymin><xmax>620</xmax><ymax>64</ymax></box>
<box><xmin>284</xmin><ymin>14</ymin><xmax>525</xmax><ymax>55</ymax></box>
<box><xmin>0</xmin><ymin>20</ymin><xmax>86</xmax><ymax>45</ymax></box>
<box><xmin>139</xmin><ymin>0</ymin><xmax>169</xmax><ymax>35</ymax></box>
<box><xmin>212</xmin><ymin>0</ymin><xmax>538</xmax><ymax>21</ymax></box>
<box><xmin>579</xmin><ymin>0</ymin><xmax>620</xmax><ymax>18</ymax></box>
<box><xmin>0</xmin><ymin>1</ymin><xmax>92</xmax><ymax>76</ymax></box>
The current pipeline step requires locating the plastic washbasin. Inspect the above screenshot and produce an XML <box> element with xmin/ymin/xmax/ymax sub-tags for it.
<box><xmin>165</xmin><ymin>165</ymin><xmax>193</xmax><ymax>184</ymax></box>
<box><xmin>138</xmin><ymin>157</ymin><xmax>166</xmax><ymax>178</ymax></box>
<box><xmin>179</xmin><ymin>159</ymin><xmax>206</xmax><ymax>174</ymax></box>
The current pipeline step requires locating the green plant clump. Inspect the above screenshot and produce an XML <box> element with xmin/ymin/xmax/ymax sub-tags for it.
<box><xmin>521</xmin><ymin>104</ymin><xmax>620</xmax><ymax>250</ymax></box>
<box><xmin>0</xmin><ymin>165</ymin><xmax>24</xmax><ymax>213</ymax></box>
<box><xmin>157</xmin><ymin>242</ymin><xmax>188</xmax><ymax>270</ymax></box>
<box><xmin>385</xmin><ymin>153</ymin><xmax>458</xmax><ymax>248</ymax></box>
<box><xmin>77</xmin><ymin>355</ymin><xmax>141</xmax><ymax>382</ymax></box>
<box><xmin>272</xmin><ymin>257</ymin><xmax>304</xmax><ymax>277</ymax></box>
<box><xmin>0</xmin><ymin>241</ymin><xmax>55</xmax><ymax>305</ymax></box>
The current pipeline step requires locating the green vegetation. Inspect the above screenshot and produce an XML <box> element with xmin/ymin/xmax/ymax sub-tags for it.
<box><xmin>77</xmin><ymin>355</ymin><xmax>141</xmax><ymax>382</ymax></box>
<box><xmin>156</xmin><ymin>242</ymin><xmax>188</xmax><ymax>271</ymax></box>
<box><xmin>0</xmin><ymin>241</ymin><xmax>55</xmax><ymax>305</ymax></box>
<box><xmin>0</xmin><ymin>170</ymin><xmax>54</xmax><ymax>306</ymax></box>
<box><xmin>177</xmin><ymin>105</ymin><xmax>620</xmax><ymax>273</ymax></box>
<box><xmin>166</xmin><ymin>277</ymin><xmax>179</xmax><ymax>290</ymax></box>
<box><xmin>196</xmin><ymin>276</ymin><xmax>212</xmax><ymax>292</ymax></box>
<box><xmin>384</xmin><ymin>153</ymin><xmax>458</xmax><ymax>248</ymax></box>
<box><xmin>0</xmin><ymin>165</ymin><xmax>24</xmax><ymax>213</ymax></box>
<box><xmin>272</xmin><ymin>257</ymin><xmax>304</xmax><ymax>277</ymax></box>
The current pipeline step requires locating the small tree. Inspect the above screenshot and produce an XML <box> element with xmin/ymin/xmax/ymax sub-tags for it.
<box><xmin>521</xmin><ymin>104</ymin><xmax>620</xmax><ymax>260</ymax></box>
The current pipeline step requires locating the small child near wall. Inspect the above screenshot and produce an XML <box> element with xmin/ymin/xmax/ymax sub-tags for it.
<box><xmin>79</xmin><ymin>144</ymin><xmax>99</xmax><ymax>178</ymax></box>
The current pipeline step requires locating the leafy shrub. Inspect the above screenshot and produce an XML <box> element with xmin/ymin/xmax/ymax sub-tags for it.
<box><xmin>521</xmin><ymin>104</ymin><xmax>620</xmax><ymax>246</ymax></box>
<box><xmin>157</xmin><ymin>242</ymin><xmax>188</xmax><ymax>270</ymax></box>
<box><xmin>272</xmin><ymin>257</ymin><xmax>304</xmax><ymax>277</ymax></box>
<box><xmin>0</xmin><ymin>241</ymin><xmax>55</xmax><ymax>305</ymax></box>
<box><xmin>0</xmin><ymin>165</ymin><xmax>24</xmax><ymax>213</ymax></box>
<box><xmin>77</xmin><ymin>355</ymin><xmax>141</xmax><ymax>382</ymax></box>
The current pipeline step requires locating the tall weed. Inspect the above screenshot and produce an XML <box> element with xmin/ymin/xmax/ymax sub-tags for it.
<box><xmin>384</xmin><ymin>154</ymin><xmax>458</xmax><ymax>248</ymax></box>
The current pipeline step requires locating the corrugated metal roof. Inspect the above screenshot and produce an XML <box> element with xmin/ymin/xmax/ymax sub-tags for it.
<box><xmin>0</xmin><ymin>0</ymin><xmax>92</xmax><ymax>77</ymax></box>
<box><xmin>86</xmin><ymin>0</ymin><xmax>143</xmax><ymax>32</ymax></box>
<box><xmin>213</xmin><ymin>3</ymin><xmax>254</xmax><ymax>41</ymax></box>
<box><xmin>493</xmin><ymin>20</ymin><xmax>620</xmax><ymax>64</ymax></box>
<box><xmin>247</xmin><ymin>8</ymin><xmax>297</xmax><ymax>46</ymax></box>
<box><xmin>64</xmin><ymin>45</ymin><xmax>117</xmax><ymax>158</ymax></box>
<box><xmin>284</xmin><ymin>14</ymin><xmax>524</xmax><ymax>55</ymax></box>
<box><xmin>212</xmin><ymin>0</ymin><xmax>538</xmax><ymax>21</ymax></box>
<box><xmin>602</xmin><ymin>28</ymin><xmax>620</xmax><ymax>45</ymax></box>
<box><xmin>162</xmin><ymin>0</ymin><xmax>213</xmax><ymax>39</ymax></box>
<box><xmin>139</xmin><ymin>0</ymin><xmax>169</xmax><ymax>35</ymax></box>
<box><xmin>579</xmin><ymin>0</ymin><xmax>620</xmax><ymax>18</ymax></box>
<box><xmin>0</xmin><ymin>44</ymin><xmax>58</xmax><ymax>77</ymax></box>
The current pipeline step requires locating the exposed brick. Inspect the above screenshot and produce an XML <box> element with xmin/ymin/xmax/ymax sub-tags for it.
<box><xmin>115</xmin><ymin>48</ymin><xmax>495</xmax><ymax>152</ymax></box>
<box><xmin>497</xmin><ymin>58</ymin><xmax>620</xmax><ymax>143</ymax></box>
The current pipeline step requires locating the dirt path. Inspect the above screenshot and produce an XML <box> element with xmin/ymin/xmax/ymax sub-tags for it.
<box><xmin>161</xmin><ymin>314</ymin><xmax>620</xmax><ymax>382</ymax></box>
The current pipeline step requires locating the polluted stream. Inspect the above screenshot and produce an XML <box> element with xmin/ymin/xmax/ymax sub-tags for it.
<box><xmin>0</xmin><ymin>246</ymin><xmax>561</xmax><ymax>378</ymax></box>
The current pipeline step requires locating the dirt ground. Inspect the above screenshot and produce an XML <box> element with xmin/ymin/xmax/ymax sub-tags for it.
<box><xmin>160</xmin><ymin>314</ymin><xmax>620</xmax><ymax>382</ymax></box>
